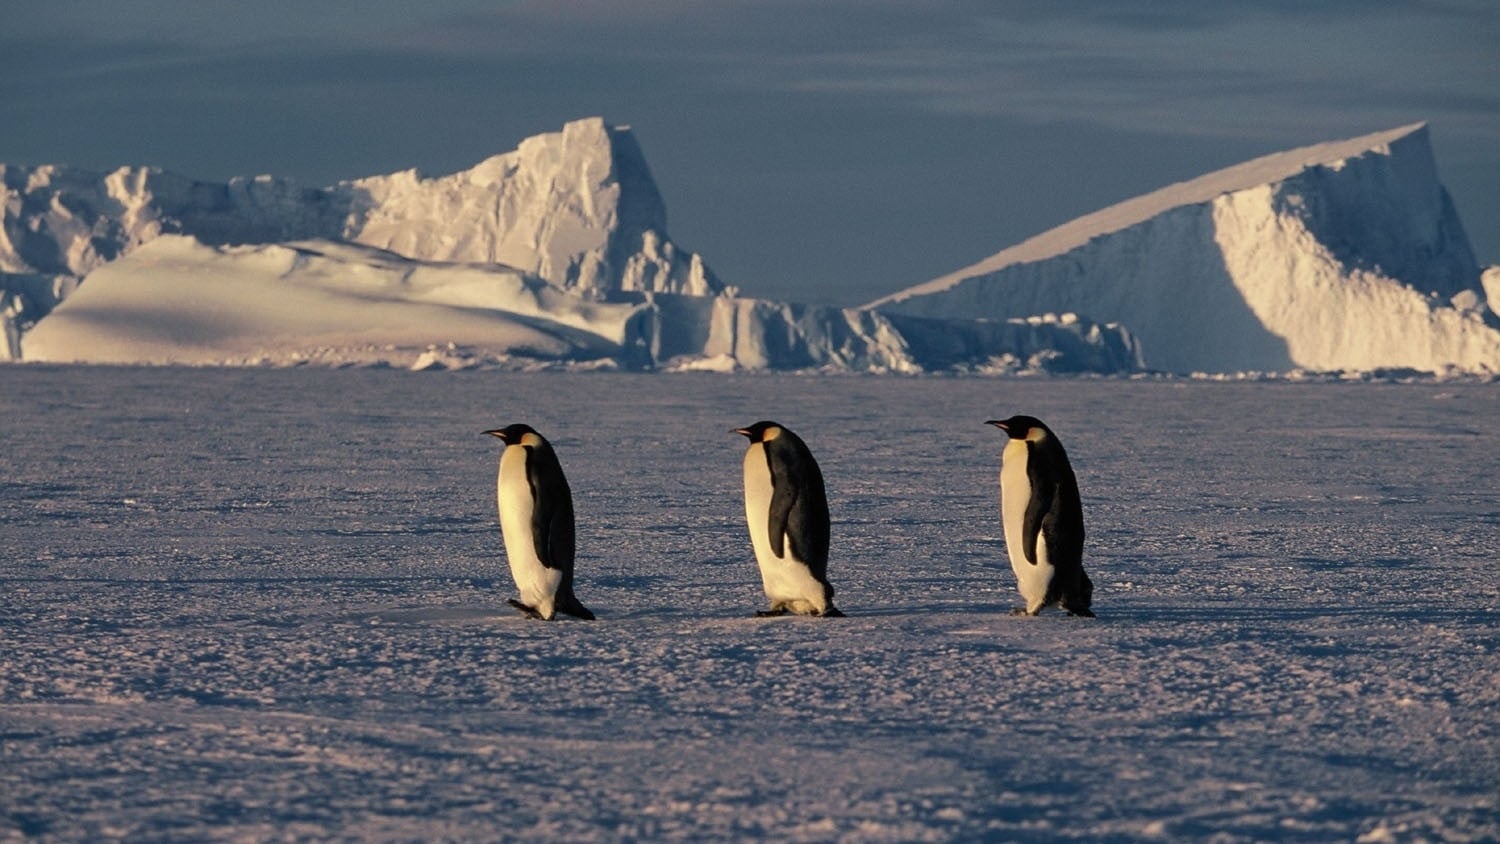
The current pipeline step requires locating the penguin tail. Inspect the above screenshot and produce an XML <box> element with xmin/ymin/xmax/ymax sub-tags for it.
<box><xmin>554</xmin><ymin>590</ymin><xmax>596</xmax><ymax>621</ymax></box>
<box><xmin>1063</xmin><ymin>568</ymin><xmax>1095</xmax><ymax>617</ymax></box>
<box><xmin>819</xmin><ymin>605</ymin><xmax>845</xmax><ymax>618</ymax></box>
<box><xmin>1062</xmin><ymin>572</ymin><xmax>1098</xmax><ymax>617</ymax></box>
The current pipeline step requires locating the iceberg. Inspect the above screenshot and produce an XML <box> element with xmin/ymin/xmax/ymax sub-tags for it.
<box><xmin>869</xmin><ymin>124</ymin><xmax>1499</xmax><ymax>375</ymax></box>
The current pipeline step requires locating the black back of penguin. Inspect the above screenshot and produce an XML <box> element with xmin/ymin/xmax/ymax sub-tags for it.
<box><xmin>759</xmin><ymin>423</ymin><xmax>831</xmax><ymax>572</ymax></box>
<box><xmin>1017</xmin><ymin>416</ymin><xmax>1084</xmax><ymax>566</ymax></box>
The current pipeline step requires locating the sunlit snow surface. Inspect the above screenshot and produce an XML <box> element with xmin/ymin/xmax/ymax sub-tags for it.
<box><xmin>2</xmin><ymin>369</ymin><xmax>1496</xmax><ymax>841</ymax></box>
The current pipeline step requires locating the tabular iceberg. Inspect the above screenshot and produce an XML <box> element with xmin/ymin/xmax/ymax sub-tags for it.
<box><xmin>868</xmin><ymin>124</ymin><xmax>1499</xmax><ymax>375</ymax></box>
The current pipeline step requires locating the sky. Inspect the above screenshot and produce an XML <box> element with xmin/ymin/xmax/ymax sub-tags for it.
<box><xmin>3</xmin><ymin>1</ymin><xmax>1496</xmax><ymax>306</ymax></box>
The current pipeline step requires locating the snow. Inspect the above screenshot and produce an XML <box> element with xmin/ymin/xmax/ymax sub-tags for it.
<box><xmin>2</xmin><ymin>368</ymin><xmax>1496</xmax><ymax>841</ymax></box>
<box><xmin>19</xmin><ymin>237</ymin><xmax>641</xmax><ymax>367</ymax></box>
<box><xmin>18</xmin><ymin>235</ymin><xmax>1141</xmax><ymax>374</ymax></box>
<box><xmin>870</xmin><ymin>124</ymin><xmax>1500</xmax><ymax>375</ymax></box>
<box><xmin>0</xmin><ymin>118</ymin><xmax>721</xmax><ymax>355</ymax></box>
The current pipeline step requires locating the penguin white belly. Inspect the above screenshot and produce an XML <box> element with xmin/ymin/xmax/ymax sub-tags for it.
<box><xmin>498</xmin><ymin>447</ymin><xmax>561</xmax><ymax>617</ymax></box>
<box><xmin>1001</xmin><ymin>439</ymin><xmax>1055</xmax><ymax>613</ymax></box>
<box><xmin>743</xmin><ymin>444</ymin><xmax>827</xmax><ymax>613</ymax></box>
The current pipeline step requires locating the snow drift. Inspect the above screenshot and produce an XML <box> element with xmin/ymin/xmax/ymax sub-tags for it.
<box><xmin>869</xmin><ymin>123</ymin><xmax>1500</xmax><ymax>375</ymax></box>
<box><xmin>21</xmin><ymin>235</ymin><xmax>1140</xmax><ymax>373</ymax></box>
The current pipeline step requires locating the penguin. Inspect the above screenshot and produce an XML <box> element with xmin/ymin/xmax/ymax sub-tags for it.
<box><xmin>483</xmin><ymin>424</ymin><xmax>594</xmax><ymax>621</ymax></box>
<box><xmin>986</xmin><ymin>415</ymin><xmax>1094</xmax><ymax>617</ymax></box>
<box><xmin>732</xmin><ymin>421</ymin><xmax>843</xmax><ymax>617</ymax></box>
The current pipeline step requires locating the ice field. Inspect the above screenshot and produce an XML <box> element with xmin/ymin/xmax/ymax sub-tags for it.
<box><xmin>1</xmin><ymin>367</ymin><xmax>1496</xmax><ymax>841</ymax></box>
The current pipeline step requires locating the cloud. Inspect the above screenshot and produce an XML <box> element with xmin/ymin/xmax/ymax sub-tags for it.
<box><xmin>10</xmin><ymin>1</ymin><xmax>1493</xmax><ymax>145</ymax></box>
<box><xmin>364</xmin><ymin>1</ymin><xmax>1499</xmax><ymax>144</ymax></box>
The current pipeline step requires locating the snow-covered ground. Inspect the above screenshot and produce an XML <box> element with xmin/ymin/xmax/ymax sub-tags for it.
<box><xmin>2</xmin><ymin>368</ymin><xmax>1495</xmax><ymax>841</ymax></box>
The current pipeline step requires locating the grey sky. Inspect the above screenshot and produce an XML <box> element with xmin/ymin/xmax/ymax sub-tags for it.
<box><xmin>4</xmin><ymin>1</ymin><xmax>1495</xmax><ymax>305</ymax></box>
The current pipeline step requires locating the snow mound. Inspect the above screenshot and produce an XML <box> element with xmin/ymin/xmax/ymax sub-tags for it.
<box><xmin>21</xmin><ymin>235</ymin><xmax>1140</xmax><ymax>373</ymax></box>
<box><xmin>869</xmin><ymin>124</ymin><xmax>1500</xmax><ymax>375</ymax></box>
<box><xmin>19</xmin><ymin>237</ymin><xmax>634</xmax><ymax>367</ymax></box>
<box><xmin>0</xmin><ymin>118</ymin><xmax>723</xmax><ymax>358</ymax></box>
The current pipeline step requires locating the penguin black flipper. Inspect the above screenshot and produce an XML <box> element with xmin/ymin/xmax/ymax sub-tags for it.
<box><xmin>778</xmin><ymin>436</ymin><xmax>836</xmax><ymax>613</ymax></box>
<box><xmin>525</xmin><ymin>444</ymin><xmax>576</xmax><ymax>574</ymax></box>
<box><xmin>764</xmin><ymin>441</ymin><xmax>798</xmax><ymax>560</ymax></box>
<box><xmin>767</xmin><ymin>435</ymin><xmax>832</xmax><ymax>574</ymax></box>
<box><xmin>1042</xmin><ymin>447</ymin><xmax>1091</xmax><ymax>617</ymax></box>
<box><xmin>525</xmin><ymin>445</ymin><xmax>594</xmax><ymax>620</ymax></box>
<box><xmin>787</xmin><ymin>459</ymin><xmax>831</xmax><ymax>572</ymax></box>
<box><xmin>1022</xmin><ymin>443</ymin><xmax>1055</xmax><ymax>566</ymax></box>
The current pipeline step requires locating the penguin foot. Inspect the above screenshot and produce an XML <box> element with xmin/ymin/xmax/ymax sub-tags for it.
<box><xmin>507</xmin><ymin>599</ymin><xmax>546</xmax><ymax>620</ymax></box>
<box><xmin>755</xmin><ymin>608</ymin><xmax>790</xmax><ymax>617</ymax></box>
<box><xmin>1009</xmin><ymin>607</ymin><xmax>1039</xmax><ymax>617</ymax></box>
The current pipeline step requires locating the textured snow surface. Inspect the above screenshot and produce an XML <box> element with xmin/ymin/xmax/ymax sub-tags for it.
<box><xmin>2</xmin><ymin>369</ymin><xmax>1496</xmax><ymax>841</ymax></box>
<box><xmin>872</xmin><ymin>124</ymin><xmax>1500</xmax><ymax>375</ymax></box>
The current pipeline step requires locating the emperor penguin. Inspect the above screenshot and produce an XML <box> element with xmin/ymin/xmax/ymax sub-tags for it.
<box><xmin>732</xmin><ymin>421</ymin><xmax>843</xmax><ymax>617</ymax></box>
<box><xmin>484</xmin><ymin>424</ymin><xmax>594</xmax><ymax>621</ymax></box>
<box><xmin>986</xmin><ymin>415</ymin><xmax>1094</xmax><ymax>617</ymax></box>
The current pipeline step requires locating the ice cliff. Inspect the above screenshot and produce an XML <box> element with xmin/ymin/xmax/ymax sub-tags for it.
<box><xmin>870</xmin><ymin>124</ymin><xmax>1499</xmax><ymax>375</ymax></box>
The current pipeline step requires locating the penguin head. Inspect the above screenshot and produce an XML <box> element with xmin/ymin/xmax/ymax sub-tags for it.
<box><xmin>986</xmin><ymin>415</ymin><xmax>1052</xmax><ymax>443</ymax></box>
<box><xmin>732</xmin><ymin>420</ymin><xmax>784</xmax><ymax>443</ymax></box>
<box><xmin>484</xmin><ymin>423</ymin><xmax>547</xmax><ymax>447</ymax></box>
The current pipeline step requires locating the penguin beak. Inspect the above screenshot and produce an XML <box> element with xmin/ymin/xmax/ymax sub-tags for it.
<box><xmin>731</xmin><ymin>427</ymin><xmax>753</xmax><ymax>439</ymax></box>
<box><xmin>483</xmin><ymin>429</ymin><xmax>507</xmax><ymax>442</ymax></box>
<box><xmin>985</xmin><ymin>420</ymin><xmax>1008</xmax><ymax>432</ymax></box>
